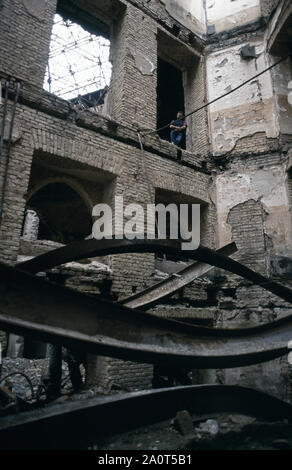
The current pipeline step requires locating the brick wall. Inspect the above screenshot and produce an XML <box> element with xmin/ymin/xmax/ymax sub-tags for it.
<box><xmin>111</xmin><ymin>3</ymin><xmax>157</xmax><ymax>129</ymax></box>
<box><xmin>185</xmin><ymin>56</ymin><xmax>210</xmax><ymax>156</ymax></box>
<box><xmin>0</xmin><ymin>0</ymin><xmax>56</xmax><ymax>87</ymax></box>
<box><xmin>227</xmin><ymin>199</ymin><xmax>267</xmax><ymax>273</ymax></box>
<box><xmin>1</xmin><ymin>0</ymin><xmax>292</xmax><ymax>397</ymax></box>
<box><xmin>0</xmin><ymin>86</ymin><xmax>212</xmax><ymax>388</ymax></box>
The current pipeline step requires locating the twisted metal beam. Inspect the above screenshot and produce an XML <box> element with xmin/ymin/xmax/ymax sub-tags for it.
<box><xmin>0</xmin><ymin>260</ymin><xmax>291</xmax><ymax>369</ymax></box>
<box><xmin>17</xmin><ymin>238</ymin><xmax>292</xmax><ymax>304</ymax></box>
<box><xmin>121</xmin><ymin>242</ymin><xmax>237</xmax><ymax>310</ymax></box>
<box><xmin>0</xmin><ymin>384</ymin><xmax>292</xmax><ymax>449</ymax></box>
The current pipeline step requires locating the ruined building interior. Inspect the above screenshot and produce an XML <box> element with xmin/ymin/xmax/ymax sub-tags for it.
<box><xmin>1</xmin><ymin>0</ymin><xmax>292</xmax><ymax>450</ymax></box>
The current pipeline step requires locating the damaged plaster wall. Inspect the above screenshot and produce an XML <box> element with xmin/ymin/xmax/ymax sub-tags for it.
<box><xmin>22</xmin><ymin>0</ymin><xmax>47</xmax><ymax>20</ymax></box>
<box><xmin>160</xmin><ymin>0</ymin><xmax>206</xmax><ymax>35</ymax></box>
<box><xmin>206</xmin><ymin>0</ymin><xmax>261</xmax><ymax>33</ymax></box>
<box><xmin>1</xmin><ymin>0</ymin><xmax>292</xmax><ymax>399</ymax></box>
<box><xmin>214</xmin><ymin>166</ymin><xmax>292</xmax><ymax>259</ymax></box>
<box><xmin>206</xmin><ymin>43</ymin><xmax>279</xmax><ymax>155</ymax></box>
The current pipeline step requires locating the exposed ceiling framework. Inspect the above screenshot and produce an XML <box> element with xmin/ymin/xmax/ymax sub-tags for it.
<box><xmin>44</xmin><ymin>14</ymin><xmax>112</xmax><ymax>101</ymax></box>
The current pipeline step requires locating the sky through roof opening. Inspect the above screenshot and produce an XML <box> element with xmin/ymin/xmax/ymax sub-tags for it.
<box><xmin>44</xmin><ymin>14</ymin><xmax>112</xmax><ymax>101</ymax></box>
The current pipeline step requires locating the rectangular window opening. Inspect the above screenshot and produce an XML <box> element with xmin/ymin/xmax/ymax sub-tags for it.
<box><xmin>157</xmin><ymin>57</ymin><xmax>186</xmax><ymax>149</ymax></box>
<box><xmin>44</xmin><ymin>12</ymin><xmax>112</xmax><ymax>114</ymax></box>
<box><xmin>154</xmin><ymin>189</ymin><xmax>206</xmax><ymax>268</ymax></box>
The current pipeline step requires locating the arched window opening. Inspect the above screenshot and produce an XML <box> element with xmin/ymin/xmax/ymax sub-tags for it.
<box><xmin>24</xmin><ymin>182</ymin><xmax>92</xmax><ymax>244</ymax></box>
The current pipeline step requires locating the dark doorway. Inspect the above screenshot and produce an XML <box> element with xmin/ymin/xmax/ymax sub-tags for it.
<box><xmin>157</xmin><ymin>57</ymin><xmax>185</xmax><ymax>147</ymax></box>
<box><xmin>27</xmin><ymin>182</ymin><xmax>92</xmax><ymax>244</ymax></box>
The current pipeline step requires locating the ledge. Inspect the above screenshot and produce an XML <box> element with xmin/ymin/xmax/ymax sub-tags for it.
<box><xmin>0</xmin><ymin>77</ymin><xmax>211</xmax><ymax>175</ymax></box>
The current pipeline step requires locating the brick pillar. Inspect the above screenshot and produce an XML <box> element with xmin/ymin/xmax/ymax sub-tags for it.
<box><xmin>110</xmin><ymin>3</ymin><xmax>157</xmax><ymax>130</ymax></box>
<box><xmin>0</xmin><ymin>0</ymin><xmax>57</xmax><ymax>88</ymax></box>
<box><xmin>109</xmin><ymin>169</ymin><xmax>156</xmax><ymax>299</ymax></box>
<box><xmin>86</xmin><ymin>152</ymin><xmax>156</xmax><ymax>390</ymax></box>
<box><xmin>184</xmin><ymin>56</ymin><xmax>209</xmax><ymax>155</ymax></box>
<box><xmin>0</xmin><ymin>131</ymin><xmax>33</xmax><ymax>264</ymax></box>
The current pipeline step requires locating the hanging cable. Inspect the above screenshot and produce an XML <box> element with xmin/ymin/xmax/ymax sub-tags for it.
<box><xmin>135</xmin><ymin>55</ymin><xmax>291</xmax><ymax>245</ymax></box>
<box><xmin>0</xmin><ymin>82</ymin><xmax>21</xmax><ymax>226</ymax></box>
<box><xmin>142</xmin><ymin>53</ymin><xmax>292</xmax><ymax>137</ymax></box>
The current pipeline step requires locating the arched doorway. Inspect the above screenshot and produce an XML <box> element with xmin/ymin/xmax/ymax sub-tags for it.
<box><xmin>25</xmin><ymin>182</ymin><xmax>92</xmax><ymax>243</ymax></box>
<box><xmin>20</xmin><ymin>182</ymin><xmax>93</xmax><ymax>359</ymax></box>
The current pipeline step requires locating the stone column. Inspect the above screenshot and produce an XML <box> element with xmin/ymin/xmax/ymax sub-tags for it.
<box><xmin>22</xmin><ymin>209</ymin><xmax>39</xmax><ymax>240</ymax></box>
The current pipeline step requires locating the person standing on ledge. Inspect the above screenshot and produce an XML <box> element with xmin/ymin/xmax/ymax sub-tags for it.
<box><xmin>170</xmin><ymin>111</ymin><xmax>187</xmax><ymax>148</ymax></box>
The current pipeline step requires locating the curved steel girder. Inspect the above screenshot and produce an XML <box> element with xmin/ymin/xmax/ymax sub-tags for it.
<box><xmin>17</xmin><ymin>238</ymin><xmax>292</xmax><ymax>304</ymax></box>
<box><xmin>121</xmin><ymin>242</ymin><xmax>237</xmax><ymax>310</ymax></box>
<box><xmin>0</xmin><ymin>261</ymin><xmax>291</xmax><ymax>369</ymax></box>
<box><xmin>0</xmin><ymin>384</ymin><xmax>291</xmax><ymax>449</ymax></box>
<box><xmin>19</xmin><ymin>239</ymin><xmax>237</xmax><ymax>312</ymax></box>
